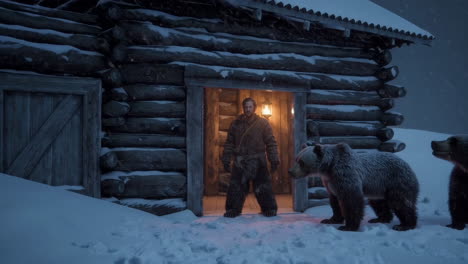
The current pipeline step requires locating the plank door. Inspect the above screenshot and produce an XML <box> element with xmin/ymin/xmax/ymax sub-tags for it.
<box><xmin>0</xmin><ymin>72</ymin><xmax>101</xmax><ymax>197</ymax></box>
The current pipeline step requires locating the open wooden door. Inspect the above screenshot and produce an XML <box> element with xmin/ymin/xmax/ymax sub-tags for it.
<box><xmin>204</xmin><ymin>88</ymin><xmax>294</xmax><ymax>195</ymax></box>
<box><xmin>0</xmin><ymin>72</ymin><xmax>101</xmax><ymax>197</ymax></box>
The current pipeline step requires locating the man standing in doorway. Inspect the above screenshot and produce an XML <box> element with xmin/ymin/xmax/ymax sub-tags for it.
<box><xmin>222</xmin><ymin>97</ymin><xmax>280</xmax><ymax>218</ymax></box>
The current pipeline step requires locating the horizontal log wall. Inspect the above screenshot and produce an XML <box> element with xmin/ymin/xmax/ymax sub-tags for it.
<box><xmin>100</xmin><ymin>2</ymin><xmax>409</xmax><ymax>210</ymax></box>
<box><xmin>0</xmin><ymin>2</ymin><xmax>109</xmax><ymax>77</ymax></box>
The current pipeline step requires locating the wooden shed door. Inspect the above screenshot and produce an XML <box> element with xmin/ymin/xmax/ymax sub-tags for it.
<box><xmin>0</xmin><ymin>72</ymin><xmax>101</xmax><ymax>197</ymax></box>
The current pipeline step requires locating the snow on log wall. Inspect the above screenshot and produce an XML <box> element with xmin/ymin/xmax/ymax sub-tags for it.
<box><xmin>0</xmin><ymin>0</ymin><xmax>410</xmax><ymax>214</ymax></box>
<box><xmin>98</xmin><ymin>1</ymin><xmax>408</xmax><ymax>211</ymax></box>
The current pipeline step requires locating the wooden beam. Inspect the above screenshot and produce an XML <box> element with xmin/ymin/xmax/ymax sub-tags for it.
<box><xmin>316</xmin><ymin>136</ymin><xmax>382</xmax><ymax>149</ymax></box>
<box><xmin>122</xmin><ymin>84</ymin><xmax>186</xmax><ymax>101</ymax></box>
<box><xmin>0</xmin><ymin>23</ymin><xmax>109</xmax><ymax>53</ymax></box>
<box><xmin>186</xmin><ymin>84</ymin><xmax>204</xmax><ymax>216</ymax></box>
<box><xmin>307</xmin><ymin>90</ymin><xmax>393</xmax><ymax>110</ymax></box>
<box><xmin>119</xmin><ymin>64</ymin><xmax>184</xmax><ymax>86</ymax></box>
<box><xmin>0</xmin><ymin>6</ymin><xmax>100</xmax><ymax>34</ymax></box>
<box><xmin>115</xmin><ymin>21</ymin><xmax>378</xmax><ymax>59</ymax></box>
<box><xmin>114</xmin><ymin>45</ymin><xmax>379</xmax><ymax>76</ymax></box>
<box><xmin>184</xmin><ymin>64</ymin><xmax>381</xmax><ymax>92</ymax></box>
<box><xmin>293</xmin><ymin>92</ymin><xmax>308</xmax><ymax>212</ymax></box>
<box><xmin>0</xmin><ymin>0</ymin><xmax>98</xmax><ymax>25</ymax></box>
<box><xmin>0</xmin><ymin>36</ymin><xmax>108</xmax><ymax>77</ymax></box>
<box><xmin>204</xmin><ymin>88</ymin><xmax>220</xmax><ymax>195</ymax></box>
<box><xmin>128</xmin><ymin>101</ymin><xmax>185</xmax><ymax>118</ymax></box>
<box><xmin>101</xmin><ymin>172</ymin><xmax>186</xmax><ymax>199</ymax></box>
<box><xmin>308</xmin><ymin>120</ymin><xmax>394</xmax><ymax>141</ymax></box>
<box><xmin>102</xmin><ymin>133</ymin><xmax>185</xmax><ymax>148</ymax></box>
<box><xmin>102</xmin><ymin>148</ymin><xmax>187</xmax><ymax>172</ymax></box>
<box><xmin>110</xmin><ymin>117</ymin><xmax>186</xmax><ymax>135</ymax></box>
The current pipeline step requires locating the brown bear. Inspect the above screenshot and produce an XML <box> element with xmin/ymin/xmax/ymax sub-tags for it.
<box><xmin>431</xmin><ymin>135</ymin><xmax>468</xmax><ymax>230</ymax></box>
<box><xmin>288</xmin><ymin>143</ymin><xmax>419</xmax><ymax>231</ymax></box>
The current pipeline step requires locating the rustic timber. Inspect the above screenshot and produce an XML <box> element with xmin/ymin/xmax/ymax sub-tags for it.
<box><xmin>107</xmin><ymin>6</ymin><xmax>376</xmax><ymax>49</ymax></box>
<box><xmin>4</xmin><ymin>95</ymin><xmax>82</xmax><ymax>179</ymax></box>
<box><xmin>119</xmin><ymin>64</ymin><xmax>184</xmax><ymax>85</ymax></box>
<box><xmin>219</xmin><ymin>131</ymin><xmax>227</xmax><ymax>146</ymax></box>
<box><xmin>102</xmin><ymin>117</ymin><xmax>125</xmax><ymax>127</ymax></box>
<box><xmin>100</xmin><ymin>151</ymin><xmax>119</xmax><ymax>171</ymax></box>
<box><xmin>307</xmin><ymin>90</ymin><xmax>394</xmax><ymax>110</ymax></box>
<box><xmin>101</xmin><ymin>173</ymin><xmax>186</xmax><ymax>198</ymax></box>
<box><xmin>219</xmin><ymin>115</ymin><xmax>236</xmax><ymax>131</ymax></box>
<box><xmin>308</xmin><ymin>120</ymin><xmax>394</xmax><ymax>141</ymax></box>
<box><xmin>0</xmin><ymin>72</ymin><xmax>102</xmax><ymax>197</ymax></box>
<box><xmin>293</xmin><ymin>92</ymin><xmax>308</xmax><ymax>212</ymax></box>
<box><xmin>219</xmin><ymin>102</ymin><xmax>238</xmax><ymax>116</ymax></box>
<box><xmin>122</xmin><ymin>84</ymin><xmax>186</xmax><ymax>101</ymax></box>
<box><xmin>110</xmin><ymin>118</ymin><xmax>186</xmax><ymax>135</ymax></box>
<box><xmin>204</xmin><ymin>88</ymin><xmax>220</xmax><ymax>195</ymax></box>
<box><xmin>316</xmin><ymin>136</ymin><xmax>382</xmax><ymax>149</ymax></box>
<box><xmin>128</xmin><ymin>101</ymin><xmax>185</xmax><ymax>118</ymax></box>
<box><xmin>376</xmin><ymin>66</ymin><xmax>399</xmax><ymax>82</ymax></box>
<box><xmin>101</xmin><ymin>68</ymin><xmax>123</xmax><ymax>87</ymax></box>
<box><xmin>115</xmin><ymin>198</ymin><xmax>186</xmax><ymax>216</ymax></box>
<box><xmin>186</xmin><ymin>84</ymin><xmax>204</xmax><ymax>216</ymax></box>
<box><xmin>102</xmin><ymin>149</ymin><xmax>186</xmax><ymax>172</ymax></box>
<box><xmin>306</xmin><ymin>105</ymin><xmax>380</xmax><ymax>121</ymax></box>
<box><xmin>0</xmin><ymin>0</ymin><xmax>98</xmax><ymax>25</ymax></box>
<box><xmin>184</xmin><ymin>64</ymin><xmax>382</xmax><ymax>91</ymax></box>
<box><xmin>378</xmin><ymin>84</ymin><xmax>407</xmax><ymax>98</ymax></box>
<box><xmin>0</xmin><ymin>36</ymin><xmax>108</xmax><ymax>76</ymax></box>
<box><xmin>0</xmin><ymin>6</ymin><xmax>100</xmax><ymax>35</ymax></box>
<box><xmin>220</xmin><ymin>89</ymin><xmax>237</xmax><ymax>103</ymax></box>
<box><xmin>115</xmin><ymin>45</ymin><xmax>379</xmax><ymax>76</ymax></box>
<box><xmin>103</xmin><ymin>100</ymin><xmax>130</xmax><ymax>117</ymax></box>
<box><xmin>379</xmin><ymin>140</ymin><xmax>406</xmax><ymax>153</ymax></box>
<box><xmin>374</xmin><ymin>50</ymin><xmax>392</xmax><ymax>66</ymax></box>
<box><xmin>102</xmin><ymin>133</ymin><xmax>185</xmax><ymax>148</ymax></box>
<box><xmin>110</xmin><ymin>87</ymin><xmax>128</xmax><ymax>101</ymax></box>
<box><xmin>306</xmin><ymin>105</ymin><xmax>403</xmax><ymax>125</ymax></box>
<box><xmin>101</xmin><ymin>179</ymin><xmax>125</xmax><ymax>197</ymax></box>
<box><xmin>0</xmin><ymin>23</ymin><xmax>110</xmax><ymax>53</ymax></box>
<box><xmin>381</xmin><ymin>112</ymin><xmax>404</xmax><ymax>126</ymax></box>
<box><xmin>114</xmin><ymin>21</ymin><xmax>378</xmax><ymax>59</ymax></box>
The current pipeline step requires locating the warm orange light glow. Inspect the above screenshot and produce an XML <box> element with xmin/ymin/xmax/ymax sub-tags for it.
<box><xmin>291</xmin><ymin>107</ymin><xmax>294</xmax><ymax>115</ymax></box>
<box><xmin>262</xmin><ymin>103</ymin><xmax>272</xmax><ymax>119</ymax></box>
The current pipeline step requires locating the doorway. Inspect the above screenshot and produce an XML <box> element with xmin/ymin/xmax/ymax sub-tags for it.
<box><xmin>203</xmin><ymin>88</ymin><xmax>294</xmax><ymax>215</ymax></box>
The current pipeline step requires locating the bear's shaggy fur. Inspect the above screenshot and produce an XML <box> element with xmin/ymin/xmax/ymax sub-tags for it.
<box><xmin>432</xmin><ymin>135</ymin><xmax>468</xmax><ymax>230</ymax></box>
<box><xmin>289</xmin><ymin>143</ymin><xmax>419</xmax><ymax>231</ymax></box>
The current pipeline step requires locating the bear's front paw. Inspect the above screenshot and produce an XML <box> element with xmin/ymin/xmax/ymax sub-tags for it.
<box><xmin>321</xmin><ymin>217</ymin><xmax>344</xmax><ymax>224</ymax></box>
<box><xmin>338</xmin><ymin>225</ymin><xmax>359</xmax><ymax>232</ymax></box>
<box><xmin>392</xmin><ymin>225</ymin><xmax>416</xmax><ymax>231</ymax></box>
<box><xmin>446</xmin><ymin>223</ymin><xmax>465</xmax><ymax>230</ymax></box>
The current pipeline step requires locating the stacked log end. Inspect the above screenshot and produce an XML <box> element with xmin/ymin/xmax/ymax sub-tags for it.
<box><xmin>0</xmin><ymin>1</ymin><xmax>110</xmax><ymax>77</ymax></box>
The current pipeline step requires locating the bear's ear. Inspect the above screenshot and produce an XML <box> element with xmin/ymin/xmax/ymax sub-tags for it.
<box><xmin>301</xmin><ymin>141</ymin><xmax>316</xmax><ymax>149</ymax></box>
<box><xmin>313</xmin><ymin>144</ymin><xmax>323</xmax><ymax>156</ymax></box>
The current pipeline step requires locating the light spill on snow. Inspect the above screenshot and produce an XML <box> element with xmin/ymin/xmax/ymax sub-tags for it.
<box><xmin>0</xmin><ymin>129</ymin><xmax>467</xmax><ymax>264</ymax></box>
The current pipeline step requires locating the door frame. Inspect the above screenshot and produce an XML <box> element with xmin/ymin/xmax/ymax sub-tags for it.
<box><xmin>185</xmin><ymin>67</ymin><xmax>308</xmax><ymax>216</ymax></box>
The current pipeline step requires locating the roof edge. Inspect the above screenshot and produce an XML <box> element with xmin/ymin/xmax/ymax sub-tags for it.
<box><xmin>225</xmin><ymin>0</ymin><xmax>433</xmax><ymax>45</ymax></box>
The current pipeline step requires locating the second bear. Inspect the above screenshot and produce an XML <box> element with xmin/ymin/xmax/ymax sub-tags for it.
<box><xmin>432</xmin><ymin>135</ymin><xmax>468</xmax><ymax>230</ymax></box>
<box><xmin>289</xmin><ymin>143</ymin><xmax>419</xmax><ymax>231</ymax></box>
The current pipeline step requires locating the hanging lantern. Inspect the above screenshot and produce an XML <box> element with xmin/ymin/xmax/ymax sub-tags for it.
<box><xmin>261</xmin><ymin>98</ymin><xmax>272</xmax><ymax>119</ymax></box>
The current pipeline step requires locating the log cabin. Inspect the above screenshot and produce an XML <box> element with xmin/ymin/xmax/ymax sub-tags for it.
<box><xmin>0</xmin><ymin>0</ymin><xmax>434</xmax><ymax>216</ymax></box>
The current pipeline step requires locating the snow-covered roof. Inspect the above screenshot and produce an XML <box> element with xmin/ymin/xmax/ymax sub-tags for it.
<box><xmin>225</xmin><ymin>0</ymin><xmax>434</xmax><ymax>44</ymax></box>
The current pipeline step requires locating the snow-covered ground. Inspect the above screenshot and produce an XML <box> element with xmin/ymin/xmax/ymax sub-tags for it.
<box><xmin>1</xmin><ymin>128</ymin><xmax>467</xmax><ymax>264</ymax></box>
